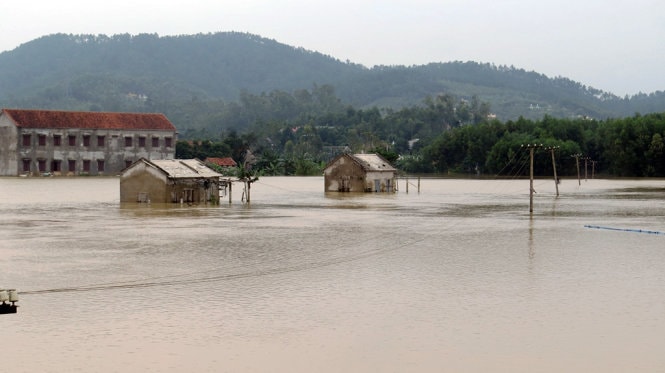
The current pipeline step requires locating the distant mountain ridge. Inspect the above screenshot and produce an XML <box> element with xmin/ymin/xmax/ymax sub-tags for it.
<box><xmin>1</xmin><ymin>32</ymin><xmax>663</xmax><ymax>123</ymax></box>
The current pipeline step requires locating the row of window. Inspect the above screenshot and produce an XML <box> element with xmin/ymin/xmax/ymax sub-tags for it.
<box><xmin>21</xmin><ymin>133</ymin><xmax>173</xmax><ymax>148</ymax></box>
<box><xmin>23</xmin><ymin>158</ymin><xmax>135</xmax><ymax>173</ymax></box>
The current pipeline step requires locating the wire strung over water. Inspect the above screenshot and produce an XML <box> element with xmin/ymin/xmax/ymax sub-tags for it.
<box><xmin>20</xmin><ymin>232</ymin><xmax>430</xmax><ymax>297</ymax></box>
<box><xmin>494</xmin><ymin>146</ymin><xmax>531</xmax><ymax>179</ymax></box>
<box><xmin>584</xmin><ymin>225</ymin><xmax>665</xmax><ymax>235</ymax></box>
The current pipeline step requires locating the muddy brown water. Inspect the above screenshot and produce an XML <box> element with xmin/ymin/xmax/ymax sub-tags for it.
<box><xmin>1</xmin><ymin>176</ymin><xmax>664</xmax><ymax>372</ymax></box>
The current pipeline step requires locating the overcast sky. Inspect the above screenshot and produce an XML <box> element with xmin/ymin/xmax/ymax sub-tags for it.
<box><xmin>2</xmin><ymin>0</ymin><xmax>663</xmax><ymax>96</ymax></box>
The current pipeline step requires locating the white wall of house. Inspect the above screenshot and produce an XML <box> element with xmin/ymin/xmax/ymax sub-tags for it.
<box><xmin>364</xmin><ymin>171</ymin><xmax>396</xmax><ymax>192</ymax></box>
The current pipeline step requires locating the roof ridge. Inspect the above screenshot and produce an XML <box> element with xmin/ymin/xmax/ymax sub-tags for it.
<box><xmin>1</xmin><ymin>109</ymin><xmax>176</xmax><ymax>131</ymax></box>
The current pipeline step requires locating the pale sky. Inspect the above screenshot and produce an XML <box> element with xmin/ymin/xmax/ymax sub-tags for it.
<box><xmin>2</xmin><ymin>0</ymin><xmax>664</xmax><ymax>96</ymax></box>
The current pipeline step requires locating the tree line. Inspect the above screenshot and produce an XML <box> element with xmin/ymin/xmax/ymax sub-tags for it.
<box><xmin>419</xmin><ymin>113</ymin><xmax>665</xmax><ymax>177</ymax></box>
<box><xmin>175</xmin><ymin>87</ymin><xmax>665</xmax><ymax>178</ymax></box>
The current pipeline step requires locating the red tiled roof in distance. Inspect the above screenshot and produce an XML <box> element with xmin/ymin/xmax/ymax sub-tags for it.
<box><xmin>205</xmin><ymin>157</ymin><xmax>237</xmax><ymax>167</ymax></box>
<box><xmin>2</xmin><ymin>109</ymin><xmax>176</xmax><ymax>131</ymax></box>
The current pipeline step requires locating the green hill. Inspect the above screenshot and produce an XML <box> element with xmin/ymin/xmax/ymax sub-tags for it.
<box><xmin>1</xmin><ymin>32</ymin><xmax>663</xmax><ymax>126</ymax></box>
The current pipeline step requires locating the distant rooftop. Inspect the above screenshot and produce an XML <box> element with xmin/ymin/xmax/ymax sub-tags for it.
<box><xmin>2</xmin><ymin>108</ymin><xmax>176</xmax><ymax>131</ymax></box>
<box><xmin>205</xmin><ymin>157</ymin><xmax>237</xmax><ymax>167</ymax></box>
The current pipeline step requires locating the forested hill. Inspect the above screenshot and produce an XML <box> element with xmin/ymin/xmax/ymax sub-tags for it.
<box><xmin>0</xmin><ymin>32</ymin><xmax>362</xmax><ymax>104</ymax></box>
<box><xmin>1</xmin><ymin>32</ymin><xmax>664</xmax><ymax>124</ymax></box>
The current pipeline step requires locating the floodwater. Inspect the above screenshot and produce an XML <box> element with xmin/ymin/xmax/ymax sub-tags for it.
<box><xmin>1</xmin><ymin>176</ymin><xmax>665</xmax><ymax>372</ymax></box>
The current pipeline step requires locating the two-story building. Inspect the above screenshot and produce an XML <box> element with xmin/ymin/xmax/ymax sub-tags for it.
<box><xmin>0</xmin><ymin>109</ymin><xmax>177</xmax><ymax>176</ymax></box>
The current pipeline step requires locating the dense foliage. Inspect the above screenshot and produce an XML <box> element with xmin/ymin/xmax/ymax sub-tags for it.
<box><xmin>422</xmin><ymin>113</ymin><xmax>665</xmax><ymax>177</ymax></box>
<box><xmin>174</xmin><ymin>87</ymin><xmax>665</xmax><ymax>178</ymax></box>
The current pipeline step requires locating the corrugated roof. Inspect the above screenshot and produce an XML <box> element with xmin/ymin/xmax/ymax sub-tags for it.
<box><xmin>2</xmin><ymin>108</ymin><xmax>176</xmax><ymax>131</ymax></box>
<box><xmin>149</xmin><ymin>159</ymin><xmax>222</xmax><ymax>178</ymax></box>
<box><xmin>351</xmin><ymin>154</ymin><xmax>397</xmax><ymax>171</ymax></box>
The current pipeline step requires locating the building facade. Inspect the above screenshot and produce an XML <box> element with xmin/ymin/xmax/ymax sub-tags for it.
<box><xmin>0</xmin><ymin>109</ymin><xmax>177</xmax><ymax>176</ymax></box>
<box><xmin>323</xmin><ymin>153</ymin><xmax>397</xmax><ymax>193</ymax></box>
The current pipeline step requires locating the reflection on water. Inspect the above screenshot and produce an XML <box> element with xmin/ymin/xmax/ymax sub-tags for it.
<box><xmin>1</xmin><ymin>176</ymin><xmax>665</xmax><ymax>372</ymax></box>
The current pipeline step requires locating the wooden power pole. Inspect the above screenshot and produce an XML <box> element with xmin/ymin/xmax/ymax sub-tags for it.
<box><xmin>546</xmin><ymin>146</ymin><xmax>560</xmax><ymax>196</ymax></box>
<box><xmin>571</xmin><ymin>154</ymin><xmax>582</xmax><ymax>186</ymax></box>
<box><xmin>523</xmin><ymin>144</ymin><xmax>542</xmax><ymax>213</ymax></box>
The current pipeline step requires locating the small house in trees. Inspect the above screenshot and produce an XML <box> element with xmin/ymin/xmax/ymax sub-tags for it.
<box><xmin>205</xmin><ymin>157</ymin><xmax>237</xmax><ymax>170</ymax></box>
<box><xmin>323</xmin><ymin>153</ymin><xmax>397</xmax><ymax>193</ymax></box>
<box><xmin>120</xmin><ymin>158</ymin><xmax>223</xmax><ymax>203</ymax></box>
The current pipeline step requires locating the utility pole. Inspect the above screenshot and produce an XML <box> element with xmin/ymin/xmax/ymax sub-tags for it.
<box><xmin>571</xmin><ymin>154</ymin><xmax>582</xmax><ymax>186</ymax></box>
<box><xmin>583</xmin><ymin>156</ymin><xmax>590</xmax><ymax>181</ymax></box>
<box><xmin>546</xmin><ymin>146</ymin><xmax>560</xmax><ymax>196</ymax></box>
<box><xmin>523</xmin><ymin>144</ymin><xmax>543</xmax><ymax>213</ymax></box>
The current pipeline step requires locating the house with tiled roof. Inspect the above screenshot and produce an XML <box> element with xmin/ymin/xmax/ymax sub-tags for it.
<box><xmin>323</xmin><ymin>153</ymin><xmax>397</xmax><ymax>193</ymax></box>
<box><xmin>0</xmin><ymin>108</ymin><xmax>177</xmax><ymax>176</ymax></box>
<box><xmin>205</xmin><ymin>157</ymin><xmax>237</xmax><ymax>168</ymax></box>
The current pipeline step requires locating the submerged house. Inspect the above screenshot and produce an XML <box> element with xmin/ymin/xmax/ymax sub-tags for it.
<box><xmin>0</xmin><ymin>108</ymin><xmax>176</xmax><ymax>176</ymax></box>
<box><xmin>120</xmin><ymin>158</ymin><xmax>223</xmax><ymax>203</ymax></box>
<box><xmin>323</xmin><ymin>153</ymin><xmax>397</xmax><ymax>193</ymax></box>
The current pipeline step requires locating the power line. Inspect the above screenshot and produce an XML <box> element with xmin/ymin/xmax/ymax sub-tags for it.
<box><xmin>584</xmin><ymin>225</ymin><xmax>665</xmax><ymax>235</ymax></box>
<box><xmin>19</xmin><ymin>232</ymin><xmax>430</xmax><ymax>297</ymax></box>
